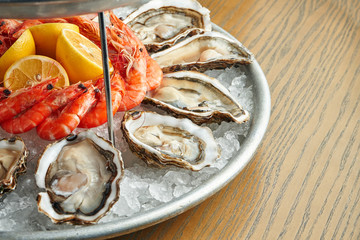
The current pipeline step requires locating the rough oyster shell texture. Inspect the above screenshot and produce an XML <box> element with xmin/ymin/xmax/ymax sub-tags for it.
<box><xmin>35</xmin><ymin>130</ymin><xmax>124</xmax><ymax>224</ymax></box>
<box><xmin>124</xmin><ymin>0</ymin><xmax>212</xmax><ymax>52</ymax></box>
<box><xmin>0</xmin><ymin>137</ymin><xmax>28</xmax><ymax>197</ymax></box>
<box><xmin>144</xmin><ymin>70</ymin><xmax>250</xmax><ymax>125</ymax></box>
<box><xmin>121</xmin><ymin>111</ymin><xmax>220</xmax><ymax>171</ymax></box>
<box><xmin>151</xmin><ymin>31</ymin><xmax>254</xmax><ymax>73</ymax></box>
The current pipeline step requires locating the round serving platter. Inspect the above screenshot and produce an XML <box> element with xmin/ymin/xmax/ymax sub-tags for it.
<box><xmin>0</xmin><ymin>24</ymin><xmax>271</xmax><ymax>239</ymax></box>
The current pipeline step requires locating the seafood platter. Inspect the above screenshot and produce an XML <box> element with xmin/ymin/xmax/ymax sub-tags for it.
<box><xmin>0</xmin><ymin>0</ymin><xmax>271</xmax><ymax>238</ymax></box>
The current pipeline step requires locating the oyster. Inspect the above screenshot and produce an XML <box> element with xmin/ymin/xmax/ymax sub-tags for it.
<box><xmin>151</xmin><ymin>31</ymin><xmax>253</xmax><ymax>72</ymax></box>
<box><xmin>122</xmin><ymin>111</ymin><xmax>220</xmax><ymax>171</ymax></box>
<box><xmin>0</xmin><ymin>137</ymin><xmax>28</xmax><ymax>197</ymax></box>
<box><xmin>144</xmin><ymin>71</ymin><xmax>250</xmax><ymax>125</ymax></box>
<box><xmin>124</xmin><ymin>0</ymin><xmax>211</xmax><ymax>52</ymax></box>
<box><xmin>35</xmin><ymin>131</ymin><xmax>124</xmax><ymax>224</ymax></box>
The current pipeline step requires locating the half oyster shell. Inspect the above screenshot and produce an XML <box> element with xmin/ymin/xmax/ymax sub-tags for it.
<box><xmin>121</xmin><ymin>111</ymin><xmax>220</xmax><ymax>171</ymax></box>
<box><xmin>144</xmin><ymin>71</ymin><xmax>250</xmax><ymax>125</ymax></box>
<box><xmin>0</xmin><ymin>137</ymin><xmax>28</xmax><ymax>197</ymax></box>
<box><xmin>151</xmin><ymin>31</ymin><xmax>253</xmax><ymax>73</ymax></box>
<box><xmin>35</xmin><ymin>130</ymin><xmax>124</xmax><ymax>224</ymax></box>
<box><xmin>124</xmin><ymin>0</ymin><xmax>212</xmax><ymax>52</ymax></box>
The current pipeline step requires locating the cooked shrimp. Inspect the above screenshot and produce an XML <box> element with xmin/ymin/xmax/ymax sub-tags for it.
<box><xmin>64</xmin><ymin>16</ymin><xmax>101</xmax><ymax>47</ymax></box>
<box><xmin>0</xmin><ymin>35</ymin><xmax>13</xmax><ymax>56</ymax></box>
<box><xmin>37</xmin><ymin>85</ymin><xmax>97</xmax><ymax>140</ymax></box>
<box><xmin>0</xmin><ymin>78</ymin><xmax>57</xmax><ymax>123</ymax></box>
<box><xmin>0</xmin><ymin>19</ymin><xmax>21</xmax><ymax>36</ymax></box>
<box><xmin>108</xmin><ymin>13</ymin><xmax>162</xmax><ymax>91</ymax></box>
<box><xmin>78</xmin><ymin>71</ymin><xmax>125</xmax><ymax>128</ymax></box>
<box><xmin>145</xmin><ymin>55</ymin><xmax>162</xmax><ymax>90</ymax></box>
<box><xmin>1</xmin><ymin>81</ymin><xmax>90</xmax><ymax>134</ymax></box>
<box><xmin>11</xmin><ymin>20</ymin><xmax>42</xmax><ymax>39</ymax></box>
<box><xmin>107</xmin><ymin>12</ymin><xmax>148</xmax><ymax>111</ymax></box>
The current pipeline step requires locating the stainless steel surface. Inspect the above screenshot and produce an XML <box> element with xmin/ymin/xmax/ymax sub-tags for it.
<box><xmin>98</xmin><ymin>12</ymin><xmax>116</xmax><ymax>147</ymax></box>
<box><xmin>0</xmin><ymin>0</ymin><xmax>147</xmax><ymax>19</ymax></box>
<box><xmin>0</xmin><ymin>24</ymin><xmax>271</xmax><ymax>239</ymax></box>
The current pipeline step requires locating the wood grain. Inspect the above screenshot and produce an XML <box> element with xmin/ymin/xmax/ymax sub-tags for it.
<box><xmin>113</xmin><ymin>0</ymin><xmax>360</xmax><ymax>239</ymax></box>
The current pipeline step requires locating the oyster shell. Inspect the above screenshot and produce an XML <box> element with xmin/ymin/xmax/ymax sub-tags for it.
<box><xmin>124</xmin><ymin>0</ymin><xmax>211</xmax><ymax>52</ymax></box>
<box><xmin>0</xmin><ymin>137</ymin><xmax>28</xmax><ymax>197</ymax></box>
<box><xmin>35</xmin><ymin>130</ymin><xmax>124</xmax><ymax>224</ymax></box>
<box><xmin>151</xmin><ymin>31</ymin><xmax>253</xmax><ymax>72</ymax></box>
<box><xmin>144</xmin><ymin>71</ymin><xmax>250</xmax><ymax>125</ymax></box>
<box><xmin>121</xmin><ymin>111</ymin><xmax>220</xmax><ymax>171</ymax></box>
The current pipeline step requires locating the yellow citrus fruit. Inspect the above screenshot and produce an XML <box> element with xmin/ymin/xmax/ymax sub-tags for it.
<box><xmin>3</xmin><ymin>55</ymin><xmax>69</xmax><ymax>91</ymax></box>
<box><xmin>56</xmin><ymin>29</ymin><xmax>112</xmax><ymax>84</ymax></box>
<box><xmin>0</xmin><ymin>29</ymin><xmax>35</xmax><ymax>82</ymax></box>
<box><xmin>29</xmin><ymin>23</ymin><xmax>79</xmax><ymax>59</ymax></box>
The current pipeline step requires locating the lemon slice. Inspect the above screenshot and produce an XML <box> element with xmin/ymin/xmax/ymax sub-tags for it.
<box><xmin>0</xmin><ymin>29</ymin><xmax>36</xmax><ymax>82</ymax></box>
<box><xmin>56</xmin><ymin>29</ymin><xmax>112</xmax><ymax>84</ymax></box>
<box><xmin>3</xmin><ymin>55</ymin><xmax>69</xmax><ymax>90</ymax></box>
<box><xmin>29</xmin><ymin>23</ymin><xmax>80</xmax><ymax>59</ymax></box>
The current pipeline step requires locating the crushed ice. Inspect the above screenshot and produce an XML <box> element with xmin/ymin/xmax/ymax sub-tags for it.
<box><xmin>0</xmin><ymin>66</ymin><xmax>254</xmax><ymax>231</ymax></box>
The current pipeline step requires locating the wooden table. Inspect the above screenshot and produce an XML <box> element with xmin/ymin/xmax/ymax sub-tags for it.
<box><xmin>115</xmin><ymin>0</ymin><xmax>360</xmax><ymax>239</ymax></box>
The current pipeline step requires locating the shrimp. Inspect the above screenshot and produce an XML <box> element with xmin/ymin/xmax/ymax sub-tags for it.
<box><xmin>107</xmin><ymin>12</ymin><xmax>148</xmax><ymax>111</ymax></box>
<box><xmin>145</xmin><ymin>55</ymin><xmax>162</xmax><ymax>90</ymax></box>
<box><xmin>37</xmin><ymin>85</ymin><xmax>97</xmax><ymax>140</ymax></box>
<box><xmin>0</xmin><ymin>87</ymin><xmax>11</xmax><ymax>101</ymax></box>
<box><xmin>0</xmin><ymin>19</ymin><xmax>21</xmax><ymax>36</ymax></box>
<box><xmin>0</xmin><ymin>35</ymin><xmax>13</xmax><ymax>56</ymax></box>
<box><xmin>11</xmin><ymin>20</ymin><xmax>42</xmax><ymax>39</ymax></box>
<box><xmin>1</xmin><ymin>81</ymin><xmax>90</xmax><ymax>134</ymax></box>
<box><xmin>78</xmin><ymin>71</ymin><xmax>125</xmax><ymax>128</ymax></box>
<box><xmin>0</xmin><ymin>78</ymin><xmax>57</xmax><ymax>123</ymax></box>
<box><xmin>64</xmin><ymin>16</ymin><xmax>101</xmax><ymax>47</ymax></box>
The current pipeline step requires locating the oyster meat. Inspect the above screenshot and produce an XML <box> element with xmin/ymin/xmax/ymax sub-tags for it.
<box><xmin>0</xmin><ymin>137</ymin><xmax>28</xmax><ymax>197</ymax></box>
<box><xmin>124</xmin><ymin>0</ymin><xmax>211</xmax><ymax>52</ymax></box>
<box><xmin>35</xmin><ymin>131</ymin><xmax>124</xmax><ymax>224</ymax></box>
<box><xmin>122</xmin><ymin>111</ymin><xmax>220</xmax><ymax>171</ymax></box>
<box><xmin>151</xmin><ymin>31</ymin><xmax>253</xmax><ymax>72</ymax></box>
<box><xmin>144</xmin><ymin>71</ymin><xmax>250</xmax><ymax>125</ymax></box>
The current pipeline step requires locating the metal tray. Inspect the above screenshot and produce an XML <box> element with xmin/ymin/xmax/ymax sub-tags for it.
<box><xmin>0</xmin><ymin>24</ymin><xmax>271</xmax><ymax>239</ymax></box>
<box><xmin>0</xmin><ymin>0</ymin><xmax>147</xmax><ymax>18</ymax></box>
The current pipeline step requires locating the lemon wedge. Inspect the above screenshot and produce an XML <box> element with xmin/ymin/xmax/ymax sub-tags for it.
<box><xmin>29</xmin><ymin>23</ymin><xmax>79</xmax><ymax>59</ymax></box>
<box><xmin>3</xmin><ymin>55</ymin><xmax>69</xmax><ymax>90</ymax></box>
<box><xmin>56</xmin><ymin>29</ymin><xmax>112</xmax><ymax>84</ymax></box>
<box><xmin>0</xmin><ymin>29</ymin><xmax>36</xmax><ymax>82</ymax></box>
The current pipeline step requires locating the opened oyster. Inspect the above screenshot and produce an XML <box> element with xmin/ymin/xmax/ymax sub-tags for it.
<box><xmin>151</xmin><ymin>31</ymin><xmax>253</xmax><ymax>72</ymax></box>
<box><xmin>144</xmin><ymin>71</ymin><xmax>250</xmax><ymax>125</ymax></box>
<box><xmin>35</xmin><ymin>131</ymin><xmax>124</xmax><ymax>224</ymax></box>
<box><xmin>124</xmin><ymin>0</ymin><xmax>211</xmax><ymax>52</ymax></box>
<box><xmin>122</xmin><ymin>111</ymin><xmax>220</xmax><ymax>171</ymax></box>
<box><xmin>0</xmin><ymin>137</ymin><xmax>28</xmax><ymax>197</ymax></box>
